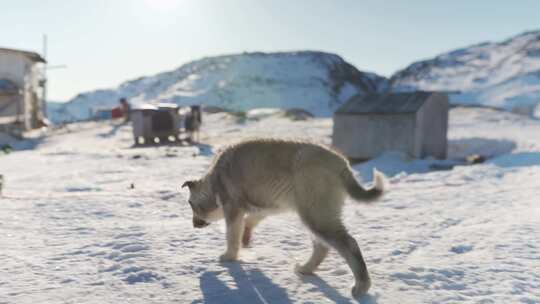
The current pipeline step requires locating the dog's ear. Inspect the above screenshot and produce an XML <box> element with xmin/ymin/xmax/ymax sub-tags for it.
<box><xmin>182</xmin><ymin>180</ymin><xmax>196</xmax><ymax>190</ymax></box>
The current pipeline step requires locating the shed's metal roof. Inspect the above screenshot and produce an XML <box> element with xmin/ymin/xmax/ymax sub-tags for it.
<box><xmin>335</xmin><ymin>91</ymin><xmax>436</xmax><ymax>114</ymax></box>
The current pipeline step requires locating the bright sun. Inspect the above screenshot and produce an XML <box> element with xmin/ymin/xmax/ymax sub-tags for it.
<box><xmin>144</xmin><ymin>0</ymin><xmax>180</xmax><ymax>11</ymax></box>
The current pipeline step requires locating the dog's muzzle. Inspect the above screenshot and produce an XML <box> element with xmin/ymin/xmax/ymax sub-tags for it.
<box><xmin>193</xmin><ymin>217</ymin><xmax>210</xmax><ymax>228</ymax></box>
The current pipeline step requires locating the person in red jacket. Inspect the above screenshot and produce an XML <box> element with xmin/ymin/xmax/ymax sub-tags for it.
<box><xmin>119</xmin><ymin>98</ymin><xmax>131</xmax><ymax>122</ymax></box>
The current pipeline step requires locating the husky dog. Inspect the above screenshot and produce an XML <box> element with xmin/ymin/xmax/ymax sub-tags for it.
<box><xmin>182</xmin><ymin>139</ymin><xmax>384</xmax><ymax>297</ymax></box>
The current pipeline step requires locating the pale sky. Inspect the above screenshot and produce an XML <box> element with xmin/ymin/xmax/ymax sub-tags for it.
<box><xmin>1</xmin><ymin>0</ymin><xmax>539</xmax><ymax>101</ymax></box>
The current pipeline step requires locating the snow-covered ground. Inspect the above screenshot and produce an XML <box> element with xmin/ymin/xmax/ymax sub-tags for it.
<box><xmin>1</xmin><ymin>107</ymin><xmax>539</xmax><ymax>303</ymax></box>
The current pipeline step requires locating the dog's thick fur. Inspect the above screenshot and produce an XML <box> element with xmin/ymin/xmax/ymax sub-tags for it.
<box><xmin>183</xmin><ymin>138</ymin><xmax>384</xmax><ymax>297</ymax></box>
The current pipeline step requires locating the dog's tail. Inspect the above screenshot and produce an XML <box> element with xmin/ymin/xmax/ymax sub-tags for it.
<box><xmin>341</xmin><ymin>167</ymin><xmax>384</xmax><ymax>203</ymax></box>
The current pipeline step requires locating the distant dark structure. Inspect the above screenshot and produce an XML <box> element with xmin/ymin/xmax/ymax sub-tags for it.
<box><xmin>131</xmin><ymin>103</ymin><xmax>183</xmax><ymax>145</ymax></box>
<box><xmin>333</xmin><ymin>91</ymin><xmax>449</xmax><ymax>160</ymax></box>
<box><xmin>131</xmin><ymin>104</ymin><xmax>203</xmax><ymax>145</ymax></box>
<box><xmin>185</xmin><ymin>105</ymin><xmax>202</xmax><ymax>142</ymax></box>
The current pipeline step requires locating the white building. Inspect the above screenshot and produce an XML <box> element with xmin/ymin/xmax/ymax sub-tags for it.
<box><xmin>333</xmin><ymin>91</ymin><xmax>449</xmax><ymax>160</ymax></box>
<box><xmin>0</xmin><ymin>47</ymin><xmax>46</xmax><ymax>132</ymax></box>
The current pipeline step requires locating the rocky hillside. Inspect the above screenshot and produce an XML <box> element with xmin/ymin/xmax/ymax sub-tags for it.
<box><xmin>390</xmin><ymin>30</ymin><xmax>540</xmax><ymax>116</ymax></box>
<box><xmin>53</xmin><ymin>51</ymin><xmax>388</xmax><ymax>122</ymax></box>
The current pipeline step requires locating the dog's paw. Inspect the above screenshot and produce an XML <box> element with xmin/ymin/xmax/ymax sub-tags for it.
<box><xmin>294</xmin><ymin>263</ymin><xmax>315</xmax><ymax>276</ymax></box>
<box><xmin>219</xmin><ymin>252</ymin><xmax>238</xmax><ymax>262</ymax></box>
<box><xmin>351</xmin><ymin>280</ymin><xmax>371</xmax><ymax>298</ymax></box>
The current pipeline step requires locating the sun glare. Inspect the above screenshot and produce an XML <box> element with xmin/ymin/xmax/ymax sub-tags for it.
<box><xmin>144</xmin><ymin>0</ymin><xmax>180</xmax><ymax>11</ymax></box>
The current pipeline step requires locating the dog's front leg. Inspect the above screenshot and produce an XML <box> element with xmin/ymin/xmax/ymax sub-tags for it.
<box><xmin>220</xmin><ymin>205</ymin><xmax>245</xmax><ymax>262</ymax></box>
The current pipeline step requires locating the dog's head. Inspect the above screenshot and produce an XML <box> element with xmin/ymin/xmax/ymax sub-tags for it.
<box><xmin>182</xmin><ymin>179</ymin><xmax>223</xmax><ymax>228</ymax></box>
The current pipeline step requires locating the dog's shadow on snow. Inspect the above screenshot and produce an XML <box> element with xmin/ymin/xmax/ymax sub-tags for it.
<box><xmin>196</xmin><ymin>263</ymin><xmax>377</xmax><ymax>304</ymax></box>
<box><xmin>197</xmin><ymin>263</ymin><xmax>290</xmax><ymax>304</ymax></box>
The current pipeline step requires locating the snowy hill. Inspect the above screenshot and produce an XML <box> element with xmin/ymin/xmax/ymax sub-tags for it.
<box><xmin>52</xmin><ymin>30</ymin><xmax>540</xmax><ymax>123</ymax></box>
<box><xmin>46</xmin><ymin>101</ymin><xmax>67</xmax><ymax>123</ymax></box>
<box><xmin>390</xmin><ymin>30</ymin><xmax>540</xmax><ymax>116</ymax></box>
<box><xmin>56</xmin><ymin>51</ymin><xmax>387</xmax><ymax>122</ymax></box>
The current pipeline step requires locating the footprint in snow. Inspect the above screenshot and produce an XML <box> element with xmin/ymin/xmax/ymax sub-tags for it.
<box><xmin>450</xmin><ymin>245</ymin><xmax>473</xmax><ymax>254</ymax></box>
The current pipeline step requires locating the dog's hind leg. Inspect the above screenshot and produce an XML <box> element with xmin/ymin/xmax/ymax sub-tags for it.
<box><xmin>331</xmin><ymin>230</ymin><xmax>371</xmax><ymax>298</ymax></box>
<box><xmin>294</xmin><ymin>168</ymin><xmax>371</xmax><ymax>297</ymax></box>
<box><xmin>242</xmin><ymin>213</ymin><xmax>266</xmax><ymax>247</ymax></box>
<box><xmin>298</xmin><ymin>208</ymin><xmax>371</xmax><ymax>298</ymax></box>
<box><xmin>295</xmin><ymin>238</ymin><xmax>329</xmax><ymax>275</ymax></box>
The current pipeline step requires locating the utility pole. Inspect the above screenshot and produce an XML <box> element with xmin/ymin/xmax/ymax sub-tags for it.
<box><xmin>41</xmin><ymin>34</ymin><xmax>67</xmax><ymax>121</ymax></box>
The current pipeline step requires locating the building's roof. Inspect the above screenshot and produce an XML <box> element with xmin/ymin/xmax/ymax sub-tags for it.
<box><xmin>0</xmin><ymin>47</ymin><xmax>46</xmax><ymax>63</ymax></box>
<box><xmin>133</xmin><ymin>104</ymin><xmax>159</xmax><ymax>111</ymax></box>
<box><xmin>0</xmin><ymin>79</ymin><xmax>19</xmax><ymax>94</ymax></box>
<box><xmin>335</xmin><ymin>91</ymin><xmax>438</xmax><ymax>114</ymax></box>
<box><xmin>133</xmin><ymin>103</ymin><xmax>180</xmax><ymax>111</ymax></box>
<box><xmin>156</xmin><ymin>103</ymin><xmax>180</xmax><ymax>109</ymax></box>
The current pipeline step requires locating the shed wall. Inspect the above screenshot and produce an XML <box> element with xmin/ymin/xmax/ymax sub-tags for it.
<box><xmin>416</xmin><ymin>94</ymin><xmax>448</xmax><ymax>159</ymax></box>
<box><xmin>332</xmin><ymin>113</ymin><xmax>417</xmax><ymax>159</ymax></box>
<box><xmin>131</xmin><ymin>111</ymin><xmax>153</xmax><ymax>139</ymax></box>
